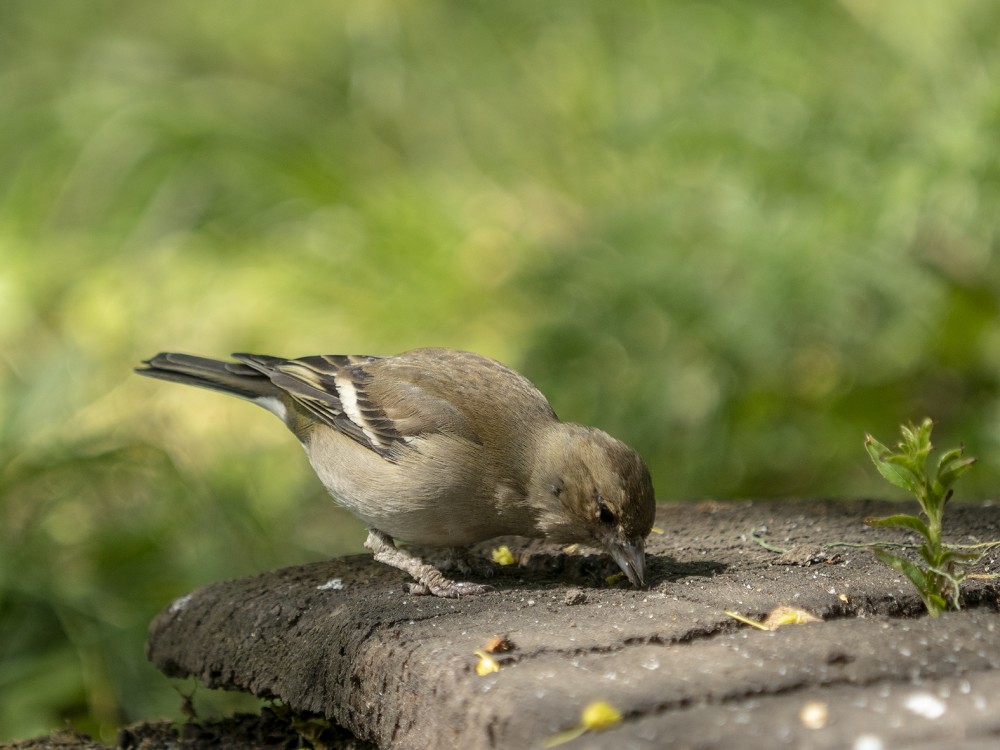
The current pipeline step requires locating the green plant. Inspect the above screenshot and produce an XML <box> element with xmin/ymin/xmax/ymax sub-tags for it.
<box><xmin>864</xmin><ymin>418</ymin><xmax>980</xmax><ymax>616</ymax></box>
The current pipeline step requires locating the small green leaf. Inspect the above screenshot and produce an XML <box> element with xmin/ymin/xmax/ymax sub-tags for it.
<box><xmin>938</xmin><ymin>548</ymin><xmax>983</xmax><ymax>566</ymax></box>
<box><xmin>917</xmin><ymin>541</ymin><xmax>938</xmax><ymax>567</ymax></box>
<box><xmin>904</xmin><ymin>418</ymin><xmax>934</xmax><ymax>463</ymax></box>
<box><xmin>864</xmin><ymin>514</ymin><xmax>930</xmax><ymax>538</ymax></box>
<box><xmin>864</xmin><ymin>433</ymin><xmax>892</xmax><ymax>457</ymax></box>
<box><xmin>925</xmin><ymin>567</ymin><xmax>962</xmax><ymax>607</ymax></box>
<box><xmin>923</xmin><ymin>591</ymin><xmax>948</xmax><ymax>617</ymax></box>
<box><xmin>870</xmin><ymin>547</ymin><xmax>946</xmax><ymax>615</ymax></box>
<box><xmin>884</xmin><ymin>453</ymin><xmax>919</xmax><ymax>471</ymax></box>
<box><xmin>936</xmin><ymin>456</ymin><xmax>977</xmax><ymax>493</ymax></box>
<box><xmin>865</xmin><ymin>435</ymin><xmax>920</xmax><ymax>493</ymax></box>
<box><xmin>882</xmin><ymin>454</ymin><xmax>925</xmax><ymax>490</ymax></box>
<box><xmin>865</xmin><ymin>432</ymin><xmax>892</xmax><ymax>461</ymax></box>
<box><xmin>936</xmin><ymin>445</ymin><xmax>965</xmax><ymax>470</ymax></box>
<box><xmin>871</xmin><ymin>548</ymin><xmax>929</xmax><ymax>591</ymax></box>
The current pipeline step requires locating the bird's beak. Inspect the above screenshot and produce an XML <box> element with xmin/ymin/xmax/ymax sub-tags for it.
<box><xmin>609</xmin><ymin>537</ymin><xmax>646</xmax><ymax>587</ymax></box>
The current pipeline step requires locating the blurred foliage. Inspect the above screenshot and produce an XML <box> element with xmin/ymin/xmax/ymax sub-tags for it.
<box><xmin>1</xmin><ymin>0</ymin><xmax>999</xmax><ymax>742</ymax></box>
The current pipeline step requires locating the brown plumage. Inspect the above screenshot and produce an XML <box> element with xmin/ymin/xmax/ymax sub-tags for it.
<box><xmin>136</xmin><ymin>348</ymin><xmax>656</xmax><ymax>597</ymax></box>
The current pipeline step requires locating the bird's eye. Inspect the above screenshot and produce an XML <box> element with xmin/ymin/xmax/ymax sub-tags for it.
<box><xmin>596</xmin><ymin>492</ymin><xmax>615</xmax><ymax>524</ymax></box>
<box><xmin>551</xmin><ymin>480</ymin><xmax>563</xmax><ymax>498</ymax></box>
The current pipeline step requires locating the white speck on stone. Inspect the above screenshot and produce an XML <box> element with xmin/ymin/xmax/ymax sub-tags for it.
<box><xmin>316</xmin><ymin>578</ymin><xmax>345</xmax><ymax>591</ymax></box>
<box><xmin>169</xmin><ymin>594</ymin><xmax>193</xmax><ymax>613</ymax></box>
<box><xmin>904</xmin><ymin>692</ymin><xmax>946</xmax><ymax>720</ymax></box>
<box><xmin>853</xmin><ymin>734</ymin><xmax>884</xmax><ymax>750</ymax></box>
<box><xmin>799</xmin><ymin>701</ymin><xmax>828</xmax><ymax>729</ymax></box>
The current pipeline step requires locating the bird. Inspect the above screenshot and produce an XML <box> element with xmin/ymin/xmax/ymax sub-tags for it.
<box><xmin>135</xmin><ymin>348</ymin><xmax>656</xmax><ymax>597</ymax></box>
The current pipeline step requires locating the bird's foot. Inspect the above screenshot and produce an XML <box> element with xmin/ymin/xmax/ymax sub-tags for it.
<box><xmin>417</xmin><ymin>545</ymin><xmax>495</xmax><ymax>578</ymax></box>
<box><xmin>364</xmin><ymin>528</ymin><xmax>493</xmax><ymax>599</ymax></box>
<box><xmin>406</xmin><ymin>580</ymin><xmax>493</xmax><ymax>598</ymax></box>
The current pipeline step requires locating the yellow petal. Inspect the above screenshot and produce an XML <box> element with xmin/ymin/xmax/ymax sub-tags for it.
<box><xmin>581</xmin><ymin>700</ymin><xmax>622</xmax><ymax>730</ymax></box>
<box><xmin>543</xmin><ymin>701</ymin><xmax>622</xmax><ymax>747</ymax></box>
<box><xmin>474</xmin><ymin>649</ymin><xmax>499</xmax><ymax>676</ymax></box>
<box><xmin>542</xmin><ymin>726</ymin><xmax>587</xmax><ymax>748</ymax></box>
<box><xmin>491</xmin><ymin>545</ymin><xmax>516</xmax><ymax>566</ymax></box>
<box><xmin>724</xmin><ymin>611</ymin><xmax>769</xmax><ymax>630</ymax></box>
<box><xmin>727</xmin><ymin>607</ymin><xmax>821</xmax><ymax>631</ymax></box>
<box><xmin>761</xmin><ymin>606</ymin><xmax>822</xmax><ymax>630</ymax></box>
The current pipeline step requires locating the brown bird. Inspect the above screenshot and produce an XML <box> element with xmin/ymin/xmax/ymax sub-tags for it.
<box><xmin>136</xmin><ymin>348</ymin><xmax>656</xmax><ymax>597</ymax></box>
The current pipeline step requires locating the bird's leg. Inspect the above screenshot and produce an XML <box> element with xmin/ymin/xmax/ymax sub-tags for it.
<box><xmin>363</xmin><ymin>528</ymin><xmax>492</xmax><ymax>598</ymax></box>
<box><xmin>418</xmin><ymin>545</ymin><xmax>495</xmax><ymax>578</ymax></box>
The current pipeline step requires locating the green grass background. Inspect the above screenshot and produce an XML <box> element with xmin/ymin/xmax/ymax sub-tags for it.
<box><xmin>2</xmin><ymin>0</ymin><xmax>999</xmax><ymax>741</ymax></box>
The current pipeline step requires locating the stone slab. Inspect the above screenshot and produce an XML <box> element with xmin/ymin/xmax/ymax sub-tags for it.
<box><xmin>146</xmin><ymin>499</ymin><xmax>1000</xmax><ymax>749</ymax></box>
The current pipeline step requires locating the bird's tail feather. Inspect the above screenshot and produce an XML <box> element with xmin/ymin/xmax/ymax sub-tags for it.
<box><xmin>135</xmin><ymin>352</ymin><xmax>280</xmax><ymax>402</ymax></box>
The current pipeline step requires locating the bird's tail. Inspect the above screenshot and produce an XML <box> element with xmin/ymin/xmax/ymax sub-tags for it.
<box><xmin>135</xmin><ymin>352</ymin><xmax>281</xmax><ymax>402</ymax></box>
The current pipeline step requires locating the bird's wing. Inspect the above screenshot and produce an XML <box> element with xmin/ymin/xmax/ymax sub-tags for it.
<box><xmin>232</xmin><ymin>353</ymin><xmax>410</xmax><ymax>456</ymax></box>
<box><xmin>232</xmin><ymin>352</ymin><xmax>483</xmax><ymax>458</ymax></box>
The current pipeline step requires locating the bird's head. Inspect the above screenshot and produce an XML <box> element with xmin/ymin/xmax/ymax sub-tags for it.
<box><xmin>533</xmin><ymin>424</ymin><xmax>656</xmax><ymax>587</ymax></box>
